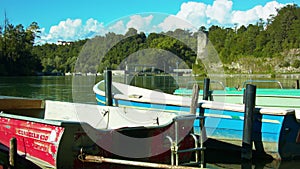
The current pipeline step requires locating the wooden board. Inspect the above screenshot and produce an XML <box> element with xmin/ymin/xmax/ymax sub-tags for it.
<box><xmin>0</xmin><ymin>97</ymin><xmax>44</xmax><ymax>110</ymax></box>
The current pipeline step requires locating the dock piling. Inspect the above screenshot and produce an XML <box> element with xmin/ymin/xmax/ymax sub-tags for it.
<box><xmin>243</xmin><ymin>89</ymin><xmax>246</xmax><ymax>104</ymax></box>
<box><xmin>296</xmin><ymin>80</ymin><xmax>299</xmax><ymax>89</ymax></box>
<box><xmin>105</xmin><ymin>68</ymin><xmax>113</xmax><ymax>106</ymax></box>
<box><xmin>9</xmin><ymin>137</ymin><xmax>17</xmax><ymax>169</ymax></box>
<box><xmin>241</xmin><ymin>84</ymin><xmax>256</xmax><ymax>160</ymax></box>
<box><xmin>203</xmin><ymin>78</ymin><xmax>210</xmax><ymax>100</ymax></box>
<box><xmin>190</xmin><ymin>84</ymin><xmax>199</xmax><ymax>115</ymax></box>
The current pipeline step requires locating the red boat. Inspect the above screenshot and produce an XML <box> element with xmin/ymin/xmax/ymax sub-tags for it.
<box><xmin>0</xmin><ymin>97</ymin><xmax>201</xmax><ymax>169</ymax></box>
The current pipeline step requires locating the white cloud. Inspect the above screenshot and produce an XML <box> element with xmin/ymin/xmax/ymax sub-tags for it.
<box><xmin>232</xmin><ymin>1</ymin><xmax>285</xmax><ymax>26</ymax></box>
<box><xmin>126</xmin><ymin>15</ymin><xmax>154</xmax><ymax>33</ymax></box>
<box><xmin>108</xmin><ymin>20</ymin><xmax>126</xmax><ymax>34</ymax></box>
<box><xmin>158</xmin><ymin>15</ymin><xmax>196</xmax><ymax>32</ymax></box>
<box><xmin>84</xmin><ymin>18</ymin><xmax>105</xmax><ymax>35</ymax></box>
<box><xmin>176</xmin><ymin>2</ymin><xmax>208</xmax><ymax>28</ymax></box>
<box><xmin>108</xmin><ymin>14</ymin><xmax>158</xmax><ymax>34</ymax></box>
<box><xmin>172</xmin><ymin>0</ymin><xmax>287</xmax><ymax>29</ymax></box>
<box><xmin>40</xmin><ymin>18</ymin><xmax>105</xmax><ymax>44</ymax></box>
<box><xmin>206</xmin><ymin>0</ymin><xmax>233</xmax><ymax>24</ymax></box>
<box><xmin>48</xmin><ymin>18</ymin><xmax>82</xmax><ymax>40</ymax></box>
<box><xmin>40</xmin><ymin>15</ymin><xmax>156</xmax><ymax>43</ymax></box>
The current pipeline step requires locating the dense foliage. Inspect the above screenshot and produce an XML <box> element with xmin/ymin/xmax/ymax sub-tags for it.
<box><xmin>0</xmin><ymin>4</ymin><xmax>299</xmax><ymax>76</ymax></box>
<box><xmin>0</xmin><ymin>21</ymin><xmax>41</xmax><ymax>75</ymax></box>
<box><xmin>209</xmin><ymin>5</ymin><xmax>300</xmax><ymax>62</ymax></box>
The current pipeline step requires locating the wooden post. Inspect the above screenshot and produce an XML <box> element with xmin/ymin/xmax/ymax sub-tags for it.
<box><xmin>198</xmin><ymin>107</ymin><xmax>206</xmax><ymax>168</ymax></box>
<box><xmin>190</xmin><ymin>84</ymin><xmax>199</xmax><ymax>115</ymax></box>
<box><xmin>203</xmin><ymin>78</ymin><xmax>210</xmax><ymax>100</ymax></box>
<box><xmin>105</xmin><ymin>69</ymin><xmax>113</xmax><ymax>106</ymax></box>
<box><xmin>9</xmin><ymin>138</ymin><xmax>17</xmax><ymax>169</ymax></box>
<box><xmin>241</xmin><ymin>84</ymin><xmax>256</xmax><ymax>160</ymax></box>
<box><xmin>296</xmin><ymin>80</ymin><xmax>299</xmax><ymax>89</ymax></box>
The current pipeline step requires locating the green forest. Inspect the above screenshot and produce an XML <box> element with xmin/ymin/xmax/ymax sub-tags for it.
<box><xmin>0</xmin><ymin>4</ymin><xmax>299</xmax><ymax>76</ymax></box>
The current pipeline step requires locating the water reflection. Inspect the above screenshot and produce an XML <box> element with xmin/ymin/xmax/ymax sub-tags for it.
<box><xmin>0</xmin><ymin>76</ymin><xmax>103</xmax><ymax>102</ymax></box>
<box><xmin>0</xmin><ymin>75</ymin><xmax>299</xmax><ymax>102</ymax></box>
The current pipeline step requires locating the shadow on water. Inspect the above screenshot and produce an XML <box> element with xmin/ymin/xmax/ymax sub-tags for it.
<box><xmin>204</xmin><ymin>138</ymin><xmax>300</xmax><ymax>169</ymax></box>
<box><xmin>0</xmin><ymin>143</ymin><xmax>41</xmax><ymax>169</ymax></box>
<box><xmin>1</xmin><ymin>138</ymin><xmax>300</xmax><ymax>169</ymax></box>
<box><xmin>207</xmin><ymin>160</ymin><xmax>300</xmax><ymax>169</ymax></box>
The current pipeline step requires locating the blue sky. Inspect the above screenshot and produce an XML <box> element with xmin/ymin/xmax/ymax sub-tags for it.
<box><xmin>0</xmin><ymin>0</ymin><xmax>298</xmax><ymax>43</ymax></box>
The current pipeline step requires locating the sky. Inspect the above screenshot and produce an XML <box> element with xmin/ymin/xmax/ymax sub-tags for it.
<box><xmin>0</xmin><ymin>0</ymin><xmax>299</xmax><ymax>44</ymax></box>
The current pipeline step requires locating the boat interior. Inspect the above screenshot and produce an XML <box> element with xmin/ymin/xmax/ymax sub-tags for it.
<box><xmin>0</xmin><ymin>97</ymin><xmax>179</xmax><ymax>130</ymax></box>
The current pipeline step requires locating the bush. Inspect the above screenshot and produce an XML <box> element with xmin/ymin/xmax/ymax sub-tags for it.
<box><xmin>279</xmin><ymin>61</ymin><xmax>290</xmax><ymax>67</ymax></box>
<box><xmin>292</xmin><ymin>59</ymin><xmax>300</xmax><ymax>68</ymax></box>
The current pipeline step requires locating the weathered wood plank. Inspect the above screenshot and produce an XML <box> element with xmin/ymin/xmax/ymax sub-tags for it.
<box><xmin>190</xmin><ymin>84</ymin><xmax>199</xmax><ymax>115</ymax></box>
<box><xmin>0</xmin><ymin>98</ymin><xmax>43</xmax><ymax>110</ymax></box>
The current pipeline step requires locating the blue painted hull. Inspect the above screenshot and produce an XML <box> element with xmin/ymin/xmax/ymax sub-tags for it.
<box><xmin>94</xmin><ymin>82</ymin><xmax>300</xmax><ymax>160</ymax></box>
<box><xmin>95</xmin><ymin>93</ymin><xmax>191</xmax><ymax>113</ymax></box>
<box><xmin>193</xmin><ymin>108</ymin><xmax>285</xmax><ymax>159</ymax></box>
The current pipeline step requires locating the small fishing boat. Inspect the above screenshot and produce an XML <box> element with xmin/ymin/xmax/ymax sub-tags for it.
<box><xmin>0</xmin><ymin>97</ymin><xmax>199</xmax><ymax>168</ymax></box>
<box><xmin>93</xmin><ymin>80</ymin><xmax>192</xmax><ymax>113</ymax></box>
<box><xmin>93</xmin><ymin>80</ymin><xmax>300</xmax><ymax>160</ymax></box>
<box><xmin>174</xmin><ymin>80</ymin><xmax>300</xmax><ymax>111</ymax></box>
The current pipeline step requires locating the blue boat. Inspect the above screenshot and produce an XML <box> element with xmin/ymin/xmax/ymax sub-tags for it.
<box><xmin>93</xmin><ymin>80</ymin><xmax>300</xmax><ymax>160</ymax></box>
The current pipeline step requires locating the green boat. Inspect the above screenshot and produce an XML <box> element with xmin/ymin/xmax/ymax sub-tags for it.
<box><xmin>174</xmin><ymin>80</ymin><xmax>300</xmax><ymax>111</ymax></box>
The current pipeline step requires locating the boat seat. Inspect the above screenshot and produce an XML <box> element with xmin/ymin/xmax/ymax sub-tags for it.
<box><xmin>44</xmin><ymin>100</ymin><xmax>176</xmax><ymax>130</ymax></box>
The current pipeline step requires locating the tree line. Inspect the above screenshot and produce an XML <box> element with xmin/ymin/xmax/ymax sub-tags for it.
<box><xmin>0</xmin><ymin>4</ymin><xmax>299</xmax><ymax>76</ymax></box>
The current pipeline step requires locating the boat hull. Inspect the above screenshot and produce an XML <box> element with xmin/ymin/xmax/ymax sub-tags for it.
<box><xmin>193</xmin><ymin>107</ymin><xmax>300</xmax><ymax>160</ymax></box>
<box><xmin>0</xmin><ymin>114</ymin><xmax>65</xmax><ymax>168</ymax></box>
<box><xmin>0</xmin><ymin>99</ymin><xmax>196</xmax><ymax>168</ymax></box>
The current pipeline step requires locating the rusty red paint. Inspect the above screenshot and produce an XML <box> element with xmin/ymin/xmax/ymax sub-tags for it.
<box><xmin>0</xmin><ymin>117</ymin><xmax>64</xmax><ymax>167</ymax></box>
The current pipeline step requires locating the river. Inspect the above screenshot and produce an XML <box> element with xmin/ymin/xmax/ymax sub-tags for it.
<box><xmin>1</xmin><ymin>75</ymin><xmax>300</xmax><ymax>168</ymax></box>
<box><xmin>0</xmin><ymin>75</ymin><xmax>298</xmax><ymax>101</ymax></box>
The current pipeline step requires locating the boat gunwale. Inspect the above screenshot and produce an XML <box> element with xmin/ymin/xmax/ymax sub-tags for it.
<box><xmin>201</xmin><ymin>100</ymin><xmax>296</xmax><ymax>116</ymax></box>
<box><xmin>94</xmin><ymin>81</ymin><xmax>297</xmax><ymax>117</ymax></box>
<box><xmin>93</xmin><ymin>80</ymin><xmax>192</xmax><ymax>107</ymax></box>
<box><xmin>0</xmin><ymin>112</ymin><xmax>64</xmax><ymax>126</ymax></box>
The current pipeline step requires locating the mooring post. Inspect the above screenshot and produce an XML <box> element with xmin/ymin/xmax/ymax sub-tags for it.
<box><xmin>105</xmin><ymin>68</ymin><xmax>113</xmax><ymax>106</ymax></box>
<box><xmin>241</xmin><ymin>84</ymin><xmax>256</xmax><ymax>160</ymax></box>
<box><xmin>190</xmin><ymin>84</ymin><xmax>199</xmax><ymax>115</ymax></box>
<box><xmin>243</xmin><ymin>89</ymin><xmax>246</xmax><ymax>104</ymax></box>
<box><xmin>203</xmin><ymin>78</ymin><xmax>210</xmax><ymax>100</ymax></box>
<box><xmin>296</xmin><ymin>80</ymin><xmax>299</xmax><ymax>89</ymax></box>
<box><xmin>200</xmin><ymin>79</ymin><xmax>209</xmax><ymax>168</ymax></box>
<box><xmin>9</xmin><ymin>137</ymin><xmax>17</xmax><ymax>169</ymax></box>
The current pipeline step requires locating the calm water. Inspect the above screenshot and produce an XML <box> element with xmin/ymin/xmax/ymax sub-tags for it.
<box><xmin>0</xmin><ymin>76</ymin><xmax>102</xmax><ymax>103</ymax></box>
<box><xmin>0</xmin><ymin>75</ymin><xmax>298</xmax><ymax>102</ymax></box>
<box><xmin>1</xmin><ymin>75</ymin><xmax>300</xmax><ymax>168</ymax></box>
